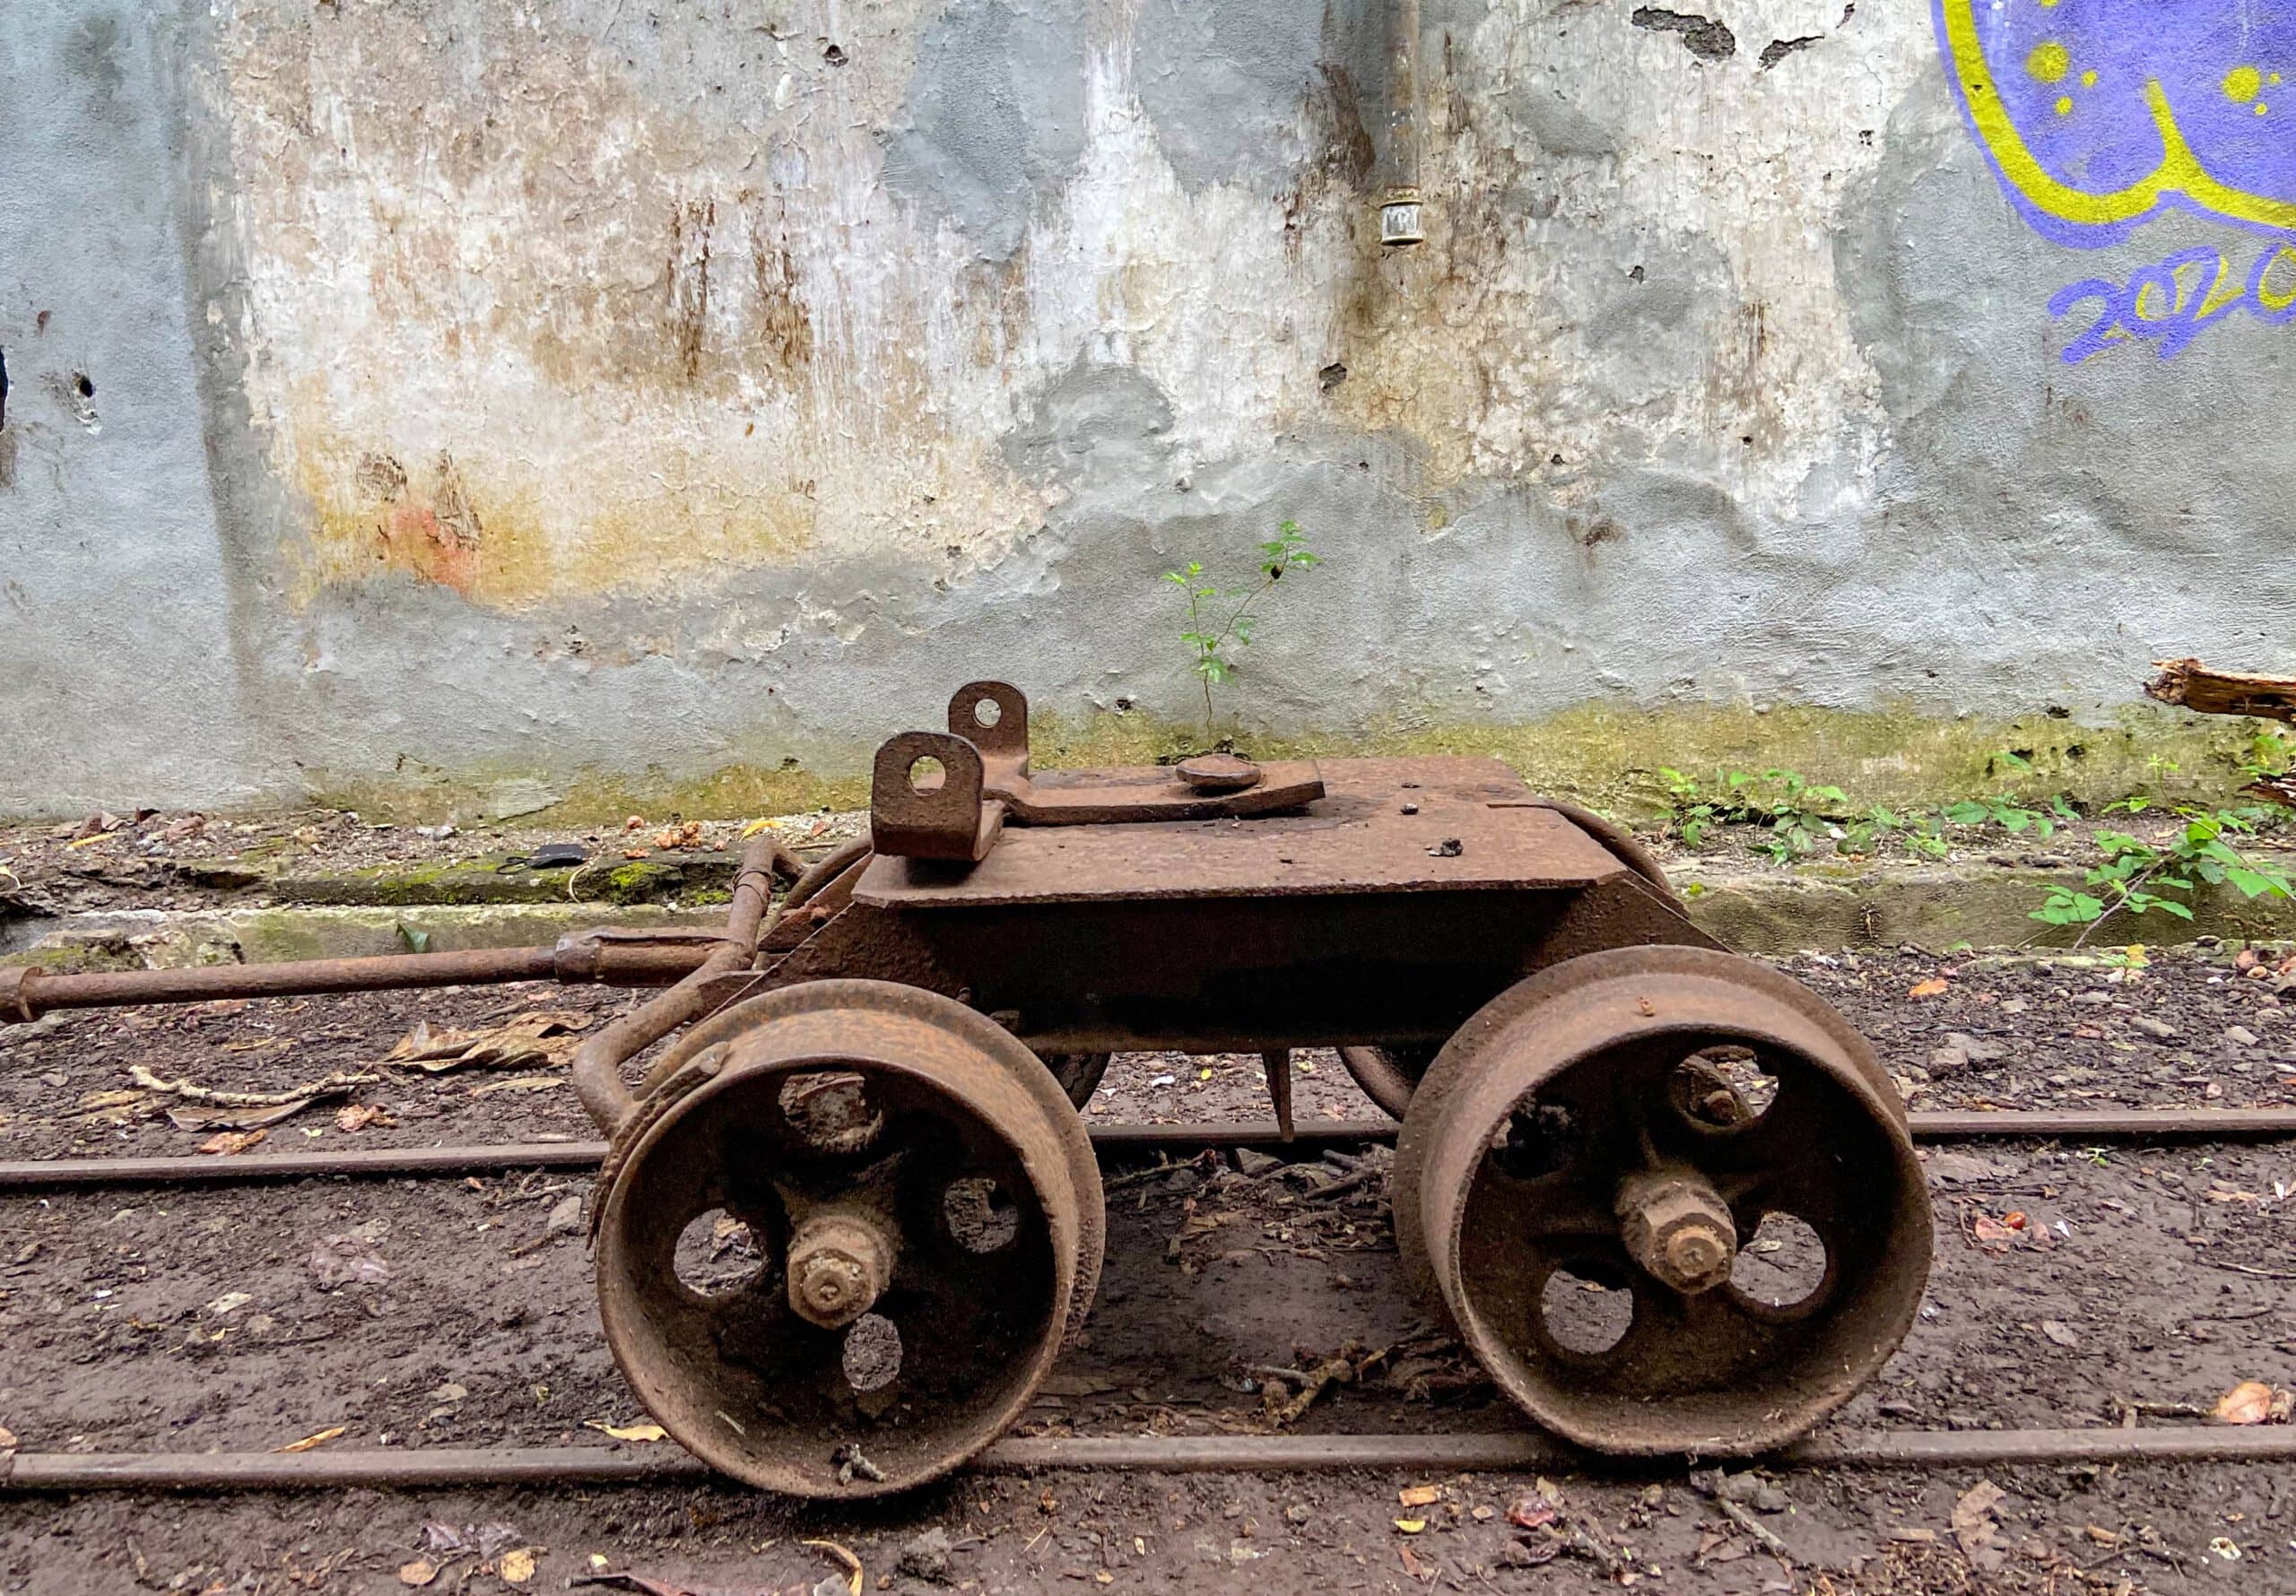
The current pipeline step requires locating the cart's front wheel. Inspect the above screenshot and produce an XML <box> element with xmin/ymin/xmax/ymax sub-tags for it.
<box><xmin>594</xmin><ymin>980</ymin><xmax>1101</xmax><ymax>1495</ymax></box>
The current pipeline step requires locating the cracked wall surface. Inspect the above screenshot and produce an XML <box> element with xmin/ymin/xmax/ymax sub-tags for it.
<box><xmin>2</xmin><ymin>0</ymin><xmax>2292</xmax><ymax>815</ymax></box>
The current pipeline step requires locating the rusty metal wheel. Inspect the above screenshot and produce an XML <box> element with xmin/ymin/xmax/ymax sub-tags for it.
<box><xmin>1392</xmin><ymin>945</ymin><xmax>1928</xmax><ymax>1456</ymax></box>
<box><xmin>593</xmin><ymin>979</ymin><xmax>1102</xmax><ymax>1496</ymax></box>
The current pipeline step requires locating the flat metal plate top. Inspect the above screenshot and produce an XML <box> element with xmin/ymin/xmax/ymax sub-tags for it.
<box><xmin>855</xmin><ymin>759</ymin><xmax>1625</xmax><ymax>907</ymax></box>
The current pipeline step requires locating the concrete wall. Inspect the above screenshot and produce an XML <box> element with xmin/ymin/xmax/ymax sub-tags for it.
<box><xmin>4</xmin><ymin>0</ymin><xmax>2292</xmax><ymax>817</ymax></box>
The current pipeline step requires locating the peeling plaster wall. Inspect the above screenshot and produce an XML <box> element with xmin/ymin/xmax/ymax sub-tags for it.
<box><xmin>3</xmin><ymin>0</ymin><xmax>2292</xmax><ymax>814</ymax></box>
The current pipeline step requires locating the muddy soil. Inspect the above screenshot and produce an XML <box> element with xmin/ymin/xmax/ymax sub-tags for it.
<box><xmin>2</xmin><ymin>950</ymin><xmax>2293</xmax><ymax>1593</ymax></box>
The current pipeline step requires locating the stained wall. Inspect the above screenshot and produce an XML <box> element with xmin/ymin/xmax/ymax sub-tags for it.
<box><xmin>3</xmin><ymin>0</ymin><xmax>2289</xmax><ymax>814</ymax></box>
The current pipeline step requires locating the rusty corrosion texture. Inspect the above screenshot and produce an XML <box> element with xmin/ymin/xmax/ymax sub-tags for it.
<box><xmin>0</xmin><ymin>682</ymin><xmax>1933</xmax><ymax>1492</ymax></box>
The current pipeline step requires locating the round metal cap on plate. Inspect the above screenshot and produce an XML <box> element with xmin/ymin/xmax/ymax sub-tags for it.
<box><xmin>1176</xmin><ymin>753</ymin><xmax>1263</xmax><ymax>794</ymax></box>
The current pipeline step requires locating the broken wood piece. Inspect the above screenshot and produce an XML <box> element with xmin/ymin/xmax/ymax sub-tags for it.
<box><xmin>2145</xmin><ymin>658</ymin><xmax>2296</xmax><ymax>724</ymax></box>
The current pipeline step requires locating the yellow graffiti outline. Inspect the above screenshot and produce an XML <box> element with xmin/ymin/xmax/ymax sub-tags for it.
<box><xmin>1942</xmin><ymin>0</ymin><xmax>2296</xmax><ymax>230</ymax></box>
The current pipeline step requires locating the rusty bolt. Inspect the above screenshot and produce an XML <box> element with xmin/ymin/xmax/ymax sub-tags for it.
<box><xmin>787</xmin><ymin>1212</ymin><xmax>893</xmax><ymax>1329</ymax></box>
<box><xmin>1614</xmin><ymin>1169</ymin><xmax>1737</xmax><ymax>1295</ymax></box>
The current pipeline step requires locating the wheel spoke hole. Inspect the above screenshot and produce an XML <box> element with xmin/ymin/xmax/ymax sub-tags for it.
<box><xmin>842</xmin><ymin>1311</ymin><xmax>904</xmax><ymax>1391</ymax></box>
<box><xmin>1538</xmin><ymin>1266</ymin><xmax>1634</xmax><ymax>1356</ymax></box>
<box><xmin>1492</xmin><ymin>1099</ymin><xmax>1582</xmax><ymax>1179</ymax></box>
<box><xmin>1730</xmin><ymin>1212</ymin><xmax>1828</xmax><ymax>1308</ymax></box>
<box><xmin>674</xmin><ymin>1207</ymin><xmax>767</xmax><ymax>1298</ymax></box>
<box><xmin>1669</xmin><ymin>1047</ymin><xmax>1778</xmax><ymax>1129</ymax></box>
<box><xmin>944</xmin><ymin>1175</ymin><xmax>1020</xmax><ymax>1253</ymax></box>
<box><xmin>778</xmin><ymin>1071</ymin><xmax>884</xmax><ymax>1154</ymax></box>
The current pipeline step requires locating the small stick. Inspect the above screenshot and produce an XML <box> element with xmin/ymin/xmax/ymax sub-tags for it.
<box><xmin>1717</xmin><ymin>1498</ymin><xmax>1790</xmax><ymax>1558</ymax></box>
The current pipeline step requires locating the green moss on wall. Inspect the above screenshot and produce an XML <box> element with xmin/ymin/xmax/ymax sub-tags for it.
<box><xmin>300</xmin><ymin>698</ymin><xmax>2278</xmax><ymax>827</ymax></box>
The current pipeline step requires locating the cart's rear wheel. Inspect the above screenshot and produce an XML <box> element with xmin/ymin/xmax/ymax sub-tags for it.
<box><xmin>1393</xmin><ymin>945</ymin><xmax>1928</xmax><ymax>1455</ymax></box>
<box><xmin>594</xmin><ymin>980</ymin><xmax>1101</xmax><ymax>1495</ymax></box>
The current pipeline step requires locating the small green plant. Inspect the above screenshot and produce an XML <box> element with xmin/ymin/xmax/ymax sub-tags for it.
<box><xmin>1654</xmin><ymin>768</ymin><xmax>1848</xmax><ymax>863</ymax></box>
<box><xmin>2031</xmin><ymin>808</ymin><xmax>2294</xmax><ymax>944</ymax></box>
<box><xmin>1839</xmin><ymin>804</ymin><xmax>1952</xmax><ymax>861</ymax></box>
<box><xmin>1938</xmin><ymin>754</ymin><xmax>2076</xmax><ymax>838</ymax></box>
<box><xmin>1164</xmin><ymin>521</ymin><xmax>1318</xmax><ymax>746</ymax></box>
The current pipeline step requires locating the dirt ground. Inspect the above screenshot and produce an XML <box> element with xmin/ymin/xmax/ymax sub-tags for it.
<box><xmin>2</xmin><ymin>949</ymin><xmax>2293</xmax><ymax>1594</ymax></box>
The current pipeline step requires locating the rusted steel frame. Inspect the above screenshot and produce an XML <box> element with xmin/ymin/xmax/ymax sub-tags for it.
<box><xmin>11</xmin><ymin>1106</ymin><xmax>2296</xmax><ymax>1193</ymax></box>
<box><xmin>569</xmin><ymin>838</ymin><xmax>782</xmax><ymax>1137</ymax></box>
<box><xmin>7</xmin><ymin>1426</ymin><xmax>2296</xmax><ymax>1492</ymax></box>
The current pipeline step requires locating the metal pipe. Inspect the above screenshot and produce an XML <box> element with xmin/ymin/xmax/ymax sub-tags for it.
<box><xmin>2</xmin><ymin>945</ymin><xmax>563</xmax><ymax>1022</ymax></box>
<box><xmin>4</xmin><ymin>1425</ymin><xmax>2292</xmax><ymax>1493</ymax></box>
<box><xmin>1378</xmin><ymin>0</ymin><xmax>1425</xmax><ymax>247</ymax></box>
<box><xmin>569</xmin><ymin>838</ymin><xmax>783</xmax><ymax>1137</ymax></box>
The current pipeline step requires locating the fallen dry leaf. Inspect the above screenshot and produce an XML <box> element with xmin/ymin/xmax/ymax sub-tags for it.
<box><xmin>468</xmin><ymin>1075</ymin><xmax>564</xmax><ymax>1097</ymax></box>
<box><xmin>2214</xmin><ymin>1381</ymin><xmax>2294</xmax><ymax>1425</ymax></box>
<box><xmin>583</xmin><ymin>1420</ymin><xmax>667</xmax><ymax>1443</ymax></box>
<box><xmin>2039</xmin><ymin>1319</ymin><xmax>2079</xmax><ymax>1349</ymax></box>
<box><xmin>1394</xmin><ymin>1518</ymin><xmax>1427</xmax><ymax>1534</ymax></box>
<box><xmin>0</xmin><ymin>1425</ymin><xmax>17</xmax><ymax>1450</ymax></box>
<box><xmin>388</xmin><ymin>1011</ymin><xmax>589</xmax><ymax>1073</ymax></box>
<box><xmin>1397</xmin><ymin>1484</ymin><xmax>1441</xmax><ymax>1508</ymax></box>
<box><xmin>396</xmin><ymin>1559</ymin><xmax>436</xmax><ymax>1588</ymax></box>
<box><xmin>500</xmin><ymin>1548</ymin><xmax>538</xmax><ymax>1585</ymax></box>
<box><xmin>1507</xmin><ymin>1497</ymin><xmax>1557</xmax><ymax>1531</ymax></box>
<box><xmin>801</xmin><ymin>1540</ymin><xmax>863</xmax><ymax>1596</ymax></box>
<box><xmin>1398</xmin><ymin>1542</ymin><xmax>1432</xmax><ymax>1582</ymax></box>
<box><xmin>334</xmin><ymin>1104</ymin><xmax>387</xmax><ymax>1132</ymax></box>
<box><xmin>197</xmin><ymin>1128</ymin><xmax>269</xmax><ymax>1156</ymax></box>
<box><xmin>277</xmin><ymin>1425</ymin><xmax>346</xmax><ymax>1453</ymax></box>
<box><xmin>1909</xmin><ymin>977</ymin><xmax>1950</xmax><ymax>999</ymax></box>
<box><xmin>1971</xmin><ymin>1216</ymin><xmax>2018</xmax><ymax>1245</ymax></box>
<box><xmin>738</xmin><ymin>817</ymin><xmax>778</xmax><ymax>838</ymax></box>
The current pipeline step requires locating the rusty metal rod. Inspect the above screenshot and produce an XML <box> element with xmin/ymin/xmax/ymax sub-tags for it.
<box><xmin>3</xmin><ymin>944</ymin><xmax>562</xmax><ymax>1019</ymax></box>
<box><xmin>4</xmin><ymin>1425</ymin><xmax>2294</xmax><ymax>1492</ymax></box>
<box><xmin>6</xmin><ymin>1107</ymin><xmax>2296</xmax><ymax>1193</ymax></box>
<box><xmin>0</xmin><ymin>936</ymin><xmax>744</xmax><ymax>1027</ymax></box>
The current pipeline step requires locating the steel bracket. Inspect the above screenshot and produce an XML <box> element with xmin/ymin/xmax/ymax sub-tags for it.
<box><xmin>869</xmin><ymin>681</ymin><xmax>1326</xmax><ymax>862</ymax></box>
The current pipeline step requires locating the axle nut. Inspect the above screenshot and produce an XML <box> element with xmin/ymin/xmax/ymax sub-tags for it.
<box><xmin>786</xmin><ymin>1213</ymin><xmax>893</xmax><ymax>1329</ymax></box>
<box><xmin>1615</xmin><ymin>1170</ymin><xmax>1737</xmax><ymax>1295</ymax></box>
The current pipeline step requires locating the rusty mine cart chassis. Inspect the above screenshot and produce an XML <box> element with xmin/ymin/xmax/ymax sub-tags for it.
<box><xmin>0</xmin><ymin>682</ymin><xmax>1932</xmax><ymax>1496</ymax></box>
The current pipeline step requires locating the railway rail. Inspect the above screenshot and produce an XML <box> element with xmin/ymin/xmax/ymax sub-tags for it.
<box><xmin>5</xmin><ymin>1106</ymin><xmax>2296</xmax><ymax>1192</ymax></box>
<box><xmin>7</xmin><ymin>1426</ymin><xmax>2296</xmax><ymax>1495</ymax></box>
<box><xmin>2</xmin><ymin>1104</ymin><xmax>2291</xmax><ymax>1496</ymax></box>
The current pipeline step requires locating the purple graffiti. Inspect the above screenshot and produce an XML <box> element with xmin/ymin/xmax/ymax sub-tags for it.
<box><xmin>1937</xmin><ymin>0</ymin><xmax>2296</xmax><ymax>246</ymax></box>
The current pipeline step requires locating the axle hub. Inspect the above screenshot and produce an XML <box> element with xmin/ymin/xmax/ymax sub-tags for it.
<box><xmin>1614</xmin><ymin>1168</ymin><xmax>1737</xmax><ymax>1295</ymax></box>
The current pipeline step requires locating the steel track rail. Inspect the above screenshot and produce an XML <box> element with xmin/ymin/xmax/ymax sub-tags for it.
<box><xmin>4</xmin><ymin>1426</ymin><xmax>2294</xmax><ymax>1493</ymax></box>
<box><xmin>4</xmin><ymin>1107</ymin><xmax>2296</xmax><ymax>1192</ymax></box>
